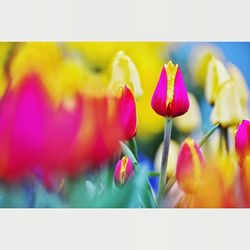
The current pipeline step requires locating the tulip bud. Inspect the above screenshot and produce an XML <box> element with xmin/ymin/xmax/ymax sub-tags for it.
<box><xmin>174</xmin><ymin>92</ymin><xmax>201</xmax><ymax>133</ymax></box>
<box><xmin>151</xmin><ymin>61</ymin><xmax>190</xmax><ymax>118</ymax></box>
<box><xmin>117</xmin><ymin>84</ymin><xmax>137</xmax><ymax>140</ymax></box>
<box><xmin>211</xmin><ymin>81</ymin><xmax>246</xmax><ymax>127</ymax></box>
<box><xmin>205</xmin><ymin>56</ymin><xmax>231</xmax><ymax>105</ymax></box>
<box><xmin>176</xmin><ymin>138</ymin><xmax>205</xmax><ymax>193</ymax></box>
<box><xmin>114</xmin><ymin>156</ymin><xmax>134</xmax><ymax>187</ymax></box>
<box><xmin>109</xmin><ymin>51</ymin><xmax>143</xmax><ymax>98</ymax></box>
<box><xmin>235</xmin><ymin>119</ymin><xmax>250</xmax><ymax>167</ymax></box>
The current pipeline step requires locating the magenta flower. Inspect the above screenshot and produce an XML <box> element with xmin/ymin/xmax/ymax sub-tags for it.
<box><xmin>235</xmin><ymin>119</ymin><xmax>250</xmax><ymax>167</ymax></box>
<box><xmin>151</xmin><ymin>61</ymin><xmax>190</xmax><ymax>118</ymax></box>
<box><xmin>117</xmin><ymin>85</ymin><xmax>137</xmax><ymax>140</ymax></box>
<box><xmin>114</xmin><ymin>156</ymin><xmax>134</xmax><ymax>187</ymax></box>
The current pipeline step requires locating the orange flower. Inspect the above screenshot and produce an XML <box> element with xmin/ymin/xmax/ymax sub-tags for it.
<box><xmin>176</xmin><ymin>138</ymin><xmax>205</xmax><ymax>193</ymax></box>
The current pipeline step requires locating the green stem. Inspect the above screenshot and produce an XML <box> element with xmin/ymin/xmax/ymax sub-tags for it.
<box><xmin>198</xmin><ymin>123</ymin><xmax>219</xmax><ymax>148</ymax></box>
<box><xmin>157</xmin><ymin>118</ymin><xmax>172</xmax><ymax>204</ymax></box>
<box><xmin>120</xmin><ymin>141</ymin><xmax>138</xmax><ymax>167</ymax></box>
<box><xmin>128</xmin><ymin>137</ymin><xmax>139</xmax><ymax>160</ymax></box>
<box><xmin>147</xmin><ymin>171</ymin><xmax>160</xmax><ymax>177</ymax></box>
<box><xmin>221</xmin><ymin>127</ymin><xmax>229</xmax><ymax>153</ymax></box>
<box><xmin>163</xmin><ymin>175</ymin><xmax>176</xmax><ymax>195</ymax></box>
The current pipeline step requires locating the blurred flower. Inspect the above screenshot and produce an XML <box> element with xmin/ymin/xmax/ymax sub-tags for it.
<box><xmin>117</xmin><ymin>84</ymin><xmax>137</xmax><ymax>140</ymax></box>
<box><xmin>8</xmin><ymin>42</ymin><xmax>63</xmax><ymax>89</ymax></box>
<box><xmin>211</xmin><ymin>81</ymin><xmax>246</xmax><ymax>127</ymax></box>
<box><xmin>0</xmin><ymin>74</ymin><xmax>50</xmax><ymax>180</ymax></box>
<box><xmin>174</xmin><ymin>92</ymin><xmax>201</xmax><ymax>133</ymax></box>
<box><xmin>151</xmin><ymin>61</ymin><xmax>190</xmax><ymax>118</ymax></box>
<box><xmin>189</xmin><ymin>45</ymin><xmax>223</xmax><ymax>87</ymax></box>
<box><xmin>108</xmin><ymin>51</ymin><xmax>143</xmax><ymax>98</ymax></box>
<box><xmin>205</xmin><ymin>56</ymin><xmax>231</xmax><ymax>105</ymax></box>
<box><xmin>235</xmin><ymin>119</ymin><xmax>250</xmax><ymax>167</ymax></box>
<box><xmin>114</xmin><ymin>156</ymin><xmax>134</xmax><ymax>187</ymax></box>
<box><xmin>154</xmin><ymin>140</ymin><xmax>179</xmax><ymax>178</ymax></box>
<box><xmin>0</xmin><ymin>42</ymin><xmax>13</xmax><ymax>98</ymax></box>
<box><xmin>227</xmin><ymin>63</ymin><xmax>249</xmax><ymax>108</ymax></box>
<box><xmin>0</xmin><ymin>72</ymin><xmax>138</xmax><ymax>181</ymax></box>
<box><xmin>176</xmin><ymin>138</ymin><xmax>205</xmax><ymax>193</ymax></box>
<box><xmin>190</xmin><ymin>166</ymin><xmax>231</xmax><ymax>208</ymax></box>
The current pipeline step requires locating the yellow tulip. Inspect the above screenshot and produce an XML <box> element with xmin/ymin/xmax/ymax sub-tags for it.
<box><xmin>189</xmin><ymin>45</ymin><xmax>223</xmax><ymax>87</ymax></box>
<box><xmin>205</xmin><ymin>56</ymin><xmax>231</xmax><ymax>105</ymax></box>
<box><xmin>174</xmin><ymin>92</ymin><xmax>201</xmax><ymax>133</ymax></box>
<box><xmin>108</xmin><ymin>51</ymin><xmax>143</xmax><ymax>98</ymax></box>
<box><xmin>154</xmin><ymin>140</ymin><xmax>179</xmax><ymax>178</ymax></box>
<box><xmin>211</xmin><ymin>81</ymin><xmax>246</xmax><ymax>127</ymax></box>
<box><xmin>227</xmin><ymin>63</ymin><xmax>249</xmax><ymax>106</ymax></box>
<box><xmin>10</xmin><ymin>42</ymin><xmax>63</xmax><ymax>88</ymax></box>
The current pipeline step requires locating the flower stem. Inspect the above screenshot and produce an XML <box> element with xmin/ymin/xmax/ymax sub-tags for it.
<box><xmin>120</xmin><ymin>141</ymin><xmax>138</xmax><ymax>166</ymax></box>
<box><xmin>128</xmin><ymin>137</ymin><xmax>138</xmax><ymax>160</ymax></box>
<box><xmin>157</xmin><ymin>117</ymin><xmax>172</xmax><ymax>205</ymax></box>
<box><xmin>221</xmin><ymin>127</ymin><xmax>229</xmax><ymax>153</ymax></box>
<box><xmin>198</xmin><ymin>123</ymin><xmax>219</xmax><ymax>148</ymax></box>
<box><xmin>147</xmin><ymin>171</ymin><xmax>160</xmax><ymax>177</ymax></box>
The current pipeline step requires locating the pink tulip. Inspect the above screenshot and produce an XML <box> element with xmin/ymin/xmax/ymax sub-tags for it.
<box><xmin>151</xmin><ymin>61</ymin><xmax>190</xmax><ymax>118</ymax></box>
<box><xmin>114</xmin><ymin>156</ymin><xmax>134</xmax><ymax>187</ymax></box>
<box><xmin>235</xmin><ymin>119</ymin><xmax>250</xmax><ymax>167</ymax></box>
<box><xmin>117</xmin><ymin>85</ymin><xmax>137</xmax><ymax>140</ymax></box>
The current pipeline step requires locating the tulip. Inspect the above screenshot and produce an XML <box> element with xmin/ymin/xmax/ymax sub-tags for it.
<box><xmin>151</xmin><ymin>61</ymin><xmax>189</xmax><ymax>203</ymax></box>
<box><xmin>211</xmin><ymin>81</ymin><xmax>246</xmax><ymax>127</ymax></box>
<box><xmin>227</xmin><ymin>63</ymin><xmax>249</xmax><ymax>108</ymax></box>
<box><xmin>8</xmin><ymin>42</ymin><xmax>63</xmax><ymax>89</ymax></box>
<box><xmin>205</xmin><ymin>56</ymin><xmax>231</xmax><ymax>105</ymax></box>
<box><xmin>174</xmin><ymin>92</ymin><xmax>201</xmax><ymax>133</ymax></box>
<box><xmin>117</xmin><ymin>84</ymin><xmax>137</xmax><ymax>140</ymax></box>
<box><xmin>235</xmin><ymin>119</ymin><xmax>250</xmax><ymax>167</ymax></box>
<box><xmin>189</xmin><ymin>45</ymin><xmax>223</xmax><ymax>87</ymax></box>
<box><xmin>108</xmin><ymin>51</ymin><xmax>143</xmax><ymax>98</ymax></box>
<box><xmin>0</xmin><ymin>72</ymin><xmax>138</xmax><ymax>182</ymax></box>
<box><xmin>176</xmin><ymin>138</ymin><xmax>205</xmax><ymax>193</ymax></box>
<box><xmin>151</xmin><ymin>61</ymin><xmax>190</xmax><ymax>118</ymax></box>
<box><xmin>0</xmin><ymin>74</ymin><xmax>51</xmax><ymax>180</ymax></box>
<box><xmin>114</xmin><ymin>156</ymin><xmax>134</xmax><ymax>187</ymax></box>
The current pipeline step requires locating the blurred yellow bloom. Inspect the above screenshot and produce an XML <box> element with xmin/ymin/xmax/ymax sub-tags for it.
<box><xmin>174</xmin><ymin>92</ymin><xmax>201</xmax><ymax>133</ymax></box>
<box><xmin>205</xmin><ymin>56</ymin><xmax>231</xmax><ymax>105</ymax></box>
<box><xmin>10</xmin><ymin>42</ymin><xmax>63</xmax><ymax>88</ymax></box>
<box><xmin>211</xmin><ymin>81</ymin><xmax>246</xmax><ymax>127</ymax></box>
<box><xmin>108</xmin><ymin>51</ymin><xmax>143</xmax><ymax>98</ymax></box>
<box><xmin>227</xmin><ymin>63</ymin><xmax>249</xmax><ymax>107</ymax></box>
<box><xmin>9</xmin><ymin>42</ymin><xmax>109</xmax><ymax>105</ymax></box>
<box><xmin>49</xmin><ymin>58</ymin><xmax>108</xmax><ymax>104</ymax></box>
<box><xmin>189</xmin><ymin>45</ymin><xmax>223</xmax><ymax>87</ymax></box>
<box><xmin>215</xmin><ymin>154</ymin><xmax>236</xmax><ymax>189</ymax></box>
<box><xmin>154</xmin><ymin>140</ymin><xmax>179</xmax><ymax>178</ymax></box>
<box><xmin>0</xmin><ymin>42</ymin><xmax>13</xmax><ymax>97</ymax></box>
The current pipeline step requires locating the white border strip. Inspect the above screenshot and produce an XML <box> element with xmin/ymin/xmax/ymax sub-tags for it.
<box><xmin>0</xmin><ymin>0</ymin><xmax>250</xmax><ymax>41</ymax></box>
